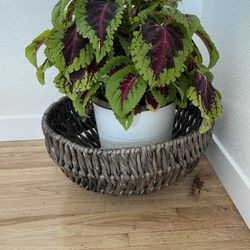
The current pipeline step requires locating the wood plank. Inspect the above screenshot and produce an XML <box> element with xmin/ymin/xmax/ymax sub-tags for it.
<box><xmin>2</xmin><ymin>240</ymin><xmax>250</xmax><ymax>250</ymax></box>
<box><xmin>1</xmin><ymin>233</ymin><xmax>129</xmax><ymax>249</ymax></box>
<box><xmin>0</xmin><ymin>140</ymin><xmax>44</xmax><ymax>148</ymax></box>
<box><xmin>0</xmin><ymin>205</ymin><xmax>244</xmax><ymax>237</ymax></box>
<box><xmin>100</xmin><ymin>240</ymin><xmax>250</xmax><ymax>250</ymax></box>
<box><xmin>129</xmin><ymin>227</ymin><xmax>250</xmax><ymax>247</ymax></box>
<box><xmin>0</xmin><ymin>140</ymin><xmax>249</xmax><ymax>250</ymax></box>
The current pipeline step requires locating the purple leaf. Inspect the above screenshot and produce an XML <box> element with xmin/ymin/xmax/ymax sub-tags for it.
<box><xmin>134</xmin><ymin>104</ymin><xmax>145</xmax><ymax>115</ymax></box>
<box><xmin>187</xmin><ymin>60</ymin><xmax>198</xmax><ymax>72</ymax></box>
<box><xmin>81</xmin><ymin>90</ymin><xmax>89</xmax><ymax>100</ymax></box>
<box><xmin>193</xmin><ymin>70</ymin><xmax>216</xmax><ymax>112</ymax></box>
<box><xmin>159</xmin><ymin>86</ymin><xmax>169</xmax><ymax>96</ymax></box>
<box><xmin>62</xmin><ymin>25</ymin><xmax>89</xmax><ymax>65</ymax></box>
<box><xmin>142</xmin><ymin>21</ymin><xmax>184</xmax><ymax>78</ymax></box>
<box><xmin>120</xmin><ymin>74</ymin><xmax>137</xmax><ymax>103</ymax></box>
<box><xmin>196</xmin><ymin>31</ymin><xmax>212</xmax><ymax>57</ymax></box>
<box><xmin>69</xmin><ymin>56</ymin><xmax>106</xmax><ymax>86</ymax></box>
<box><xmin>86</xmin><ymin>0</ymin><xmax>117</xmax><ymax>47</ymax></box>
<box><xmin>146</xmin><ymin>93</ymin><xmax>159</xmax><ymax>110</ymax></box>
<box><xmin>70</xmin><ymin>68</ymin><xmax>85</xmax><ymax>84</ymax></box>
<box><xmin>87</xmin><ymin>56</ymin><xmax>107</xmax><ymax>73</ymax></box>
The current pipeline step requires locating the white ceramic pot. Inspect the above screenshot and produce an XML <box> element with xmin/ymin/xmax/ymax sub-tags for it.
<box><xmin>93</xmin><ymin>100</ymin><xmax>176</xmax><ymax>149</ymax></box>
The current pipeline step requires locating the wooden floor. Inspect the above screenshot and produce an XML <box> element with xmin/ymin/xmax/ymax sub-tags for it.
<box><xmin>0</xmin><ymin>140</ymin><xmax>249</xmax><ymax>250</ymax></box>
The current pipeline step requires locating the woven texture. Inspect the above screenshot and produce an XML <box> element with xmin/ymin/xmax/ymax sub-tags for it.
<box><xmin>42</xmin><ymin>97</ymin><xmax>213</xmax><ymax>195</ymax></box>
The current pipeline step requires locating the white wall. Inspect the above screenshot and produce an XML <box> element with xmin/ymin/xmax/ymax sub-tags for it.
<box><xmin>202</xmin><ymin>0</ymin><xmax>250</xmax><ymax>228</ymax></box>
<box><xmin>0</xmin><ymin>0</ymin><xmax>60</xmax><ymax>141</ymax></box>
<box><xmin>202</xmin><ymin>0</ymin><xmax>250</xmax><ymax>182</ymax></box>
<box><xmin>179</xmin><ymin>0</ymin><xmax>203</xmax><ymax>17</ymax></box>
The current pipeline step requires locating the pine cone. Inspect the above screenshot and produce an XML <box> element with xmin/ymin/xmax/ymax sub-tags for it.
<box><xmin>192</xmin><ymin>174</ymin><xmax>204</xmax><ymax>198</ymax></box>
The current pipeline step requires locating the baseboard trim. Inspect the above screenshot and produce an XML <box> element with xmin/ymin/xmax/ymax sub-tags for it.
<box><xmin>0</xmin><ymin>115</ymin><xmax>44</xmax><ymax>142</ymax></box>
<box><xmin>206</xmin><ymin>135</ymin><xmax>250</xmax><ymax>229</ymax></box>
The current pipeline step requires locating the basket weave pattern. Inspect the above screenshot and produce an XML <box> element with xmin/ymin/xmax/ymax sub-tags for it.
<box><xmin>42</xmin><ymin>97</ymin><xmax>213</xmax><ymax>195</ymax></box>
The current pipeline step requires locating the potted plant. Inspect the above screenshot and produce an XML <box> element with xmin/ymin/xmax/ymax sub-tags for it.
<box><xmin>25</xmin><ymin>0</ymin><xmax>222</xmax><ymax>149</ymax></box>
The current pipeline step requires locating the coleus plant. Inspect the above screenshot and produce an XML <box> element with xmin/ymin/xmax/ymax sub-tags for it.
<box><xmin>25</xmin><ymin>0</ymin><xmax>222</xmax><ymax>132</ymax></box>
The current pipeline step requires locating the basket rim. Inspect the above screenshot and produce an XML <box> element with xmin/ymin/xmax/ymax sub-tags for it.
<box><xmin>42</xmin><ymin>97</ymin><xmax>211</xmax><ymax>155</ymax></box>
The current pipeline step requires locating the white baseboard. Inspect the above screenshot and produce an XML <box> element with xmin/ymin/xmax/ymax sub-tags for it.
<box><xmin>0</xmin><ymin>115</ymin><xmax>44</xmax><ymax>142</ymax></box>
<box><xmin>206</xmin><ymin>135</ymin><xmax>250</xmax><ymax>229</ymax></box>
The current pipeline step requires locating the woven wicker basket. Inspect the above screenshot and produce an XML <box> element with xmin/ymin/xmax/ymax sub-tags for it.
<box><xmin>42</xmin><ymin>97</ymin><xmax>213</xmax><ymax>195</ymax></box>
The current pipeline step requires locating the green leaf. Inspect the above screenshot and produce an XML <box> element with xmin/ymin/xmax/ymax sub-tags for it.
<box><xmin>151</xmin><ymin>85</ymin><xmax>176</xmax><ymax>108</ymax></box>
<box><xmin>53</xmin><ymin>72</ymin><xmax>80</xmax><ymax>99</ymax></box>
<box><xmin>44</xmin><ymin>30</ymin><xmax>66</xmax><ymax>71</ymax></box>
<box><xmin>199</xmin><ymin>119</ymin><xmax>213</xmax><ymax>134</ymax></box>
<box><xmin>75</xmin><ymin>0</ymin><xmax>125</xmax><ymax>63</ymax></box>
<box><xmin>51</xmin><ymin>0</ymin><xmax>71</xmax><ymax>29</ymax></box>
<box><xmin>36</xmin><ymin>59</ymin><xmax>53</xmax><ymax>85</ymax></box>
<box><xmin>195</xmin><ymin>24</ymin><xmax>219</xmax><ymax>69</ymax></box>
<box><xmin>192</xmin><ymin>41</ymin><xmax>203</xmax><ymax>65</ymax></box>
<box><xmin>200</xmin><ymin>65</ymin><xmax>214</xmax><ymax>82</ymax></box>
<box><xmin>174</xmin><ymin>74</ymin><xmax>191</xmax><ymax>108</ymax></box>
<box><xmin>67</xmin><ymin>68</ymin><xmax>93</xmax><ymax>93</ymax></box>
<box><xmin>130</xmin><ymin>2</ymin><xmax>160</xmax><ymax>31</ymax></box>
<box><xmin>106</xmin><ymin>65</ymin><xmax>147</xmax><ymax>117</ymax></box>
<box><xmin>25</xmin><ymin>30</ymin><xmax>51</xmax><ymax>68</ymax></box>
<box><xmin>185</xmin><ymin>14</ymin><xmax>201</xmax><ymax>37</ymax></box>
<box><xmin>73</xmin><ymin>83</ymin><xmax>101</xmax><ymax>117</ymax></box>
<box><xmin>72</xmin><ymin>93</ymin><xmax>85</xmax><ymax>117</ymax></box>
<box><xmin>161</xmin><ymin>6</ymin><xmax>190</xmax><ymax>35</ymax></box>
<box><xmin>187</xmin><ymin>71</ymin><xmax>223</xmax><ymax>133</ymax></box>
<box><xmin>115</xmin><ymin>112</ymin><xmax>134</xmax><ymax>131</ymax></box>
<box><xmin>161</xmin><ymin>7</ymin><xmax>201</xmax><ymax>37</ymax></box>
<box><xmin>173</xmin><ymin>82</ymin><xmax>184</xmax><ymax>101</ymax></box>
<box><xmin>97</xmin><ymin>56</ymin><xmax>132</xmax><ymax>80</ymax></box>
<box><xmin>117</xmin><ymin>35</ymin><xmax>131</xmax><ymax>57</ymax></box>
<box><xmin>66</xmin><ymin>43</ymin><xmax>94</xmax><ymax>74</ymax></box>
